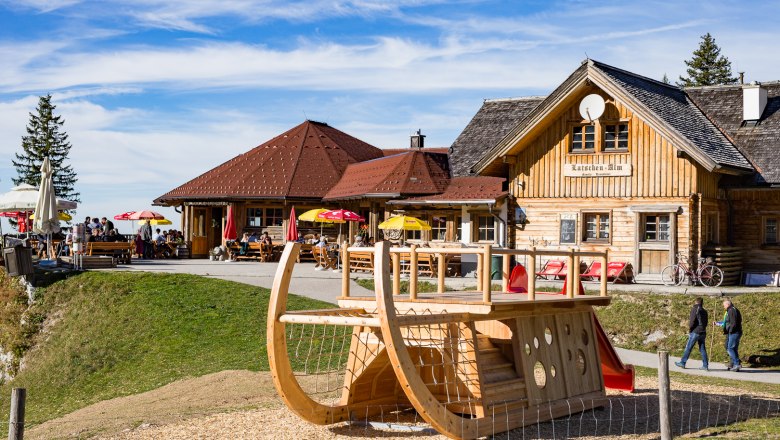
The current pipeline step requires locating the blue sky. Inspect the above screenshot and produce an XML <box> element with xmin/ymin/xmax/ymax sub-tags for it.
<box><xmin>1</xmin><ymin>0</ymin><xmax>778</xmax><ymax>232</ymax></box>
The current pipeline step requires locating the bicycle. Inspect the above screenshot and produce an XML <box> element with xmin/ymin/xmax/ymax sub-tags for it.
<box><xmin>661</xmin><ymin>253</ymin><xmax>724</xmax><ymax>287</ymax></box>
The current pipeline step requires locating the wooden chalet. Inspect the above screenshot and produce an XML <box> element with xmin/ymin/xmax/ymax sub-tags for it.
<box><xmin>464</xmin><ymin>59</ymin><xmax>779</xmax><ymax>283</ymax></box>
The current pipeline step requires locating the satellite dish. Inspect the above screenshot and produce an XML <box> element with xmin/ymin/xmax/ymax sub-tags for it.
<box><xmin>579</xmin><ymin>94</ymin><xmax>605</xmax><ymax>122</ymax></box>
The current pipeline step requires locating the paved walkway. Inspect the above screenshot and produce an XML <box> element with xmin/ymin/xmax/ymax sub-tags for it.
<box><xmin>109</xmin><ymin>259</ymin><xmax>780</xmax><ymax>384</ymax></box>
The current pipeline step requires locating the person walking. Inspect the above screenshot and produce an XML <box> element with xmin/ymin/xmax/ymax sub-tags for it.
<box><xmin>140</xmin><ymin>221</ymin><xmax>153</xmax><ymax>259</ymax></box>
<box><xmin>675</xmin><ymin>297</ymin><xmax>709</xmax><ymax>370</ymax></box>
<box><xmin>715</xmin><ymin>299</ymin><xmax>743</xmax><ymax>371</ymax></box>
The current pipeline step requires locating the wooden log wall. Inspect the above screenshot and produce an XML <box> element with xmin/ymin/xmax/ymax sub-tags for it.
<box><xmin>727</xmin><ymin>189</ymin><xmax>780</xmax><ymax>268</ymax></box>
<box><xmin>701</xmin><ymin>246</ymin><xmax>742</xmax><ymax>286</ymax></box>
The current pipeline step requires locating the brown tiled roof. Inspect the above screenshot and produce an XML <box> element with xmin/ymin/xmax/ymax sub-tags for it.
<box><xmin>388</xmin><ymin>176</ymin><xmax>506</xmax><ymax>204</ymax></box>
<box><xmin>686</xmin><ymin>82</ymin><xmax>780</xmax><ymax>184</ymax></box>
<box><xmin>323</xmin><ymin>150</ymin><xmax>450</xmax><ymax>200</ymax></box>
<box><xmin>155</xmin><ymin>120</ymin><xmax>383</xmax><ymax>204</ymax></box>
<box><xmin>382</xmin><ymin>147</ymin><xmax>449</xmax><ymax>156</ymax></box>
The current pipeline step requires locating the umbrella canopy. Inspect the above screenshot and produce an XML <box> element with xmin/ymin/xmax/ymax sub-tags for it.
<box><xmin>286</xmin><ymin>206</ymin><xmax>298</xmax><ymax>242</ymax></box>
<box><xmin>0</xmin><ymin>183</ymin><xmax>77</xmax><ymax>212</ymax></box>
<box><xmin>317</xmin><ymin>209</ymin><xmax>365</xmax><ymax>223</ymax></box>
<box><xmin>378</xmin><ymin>215</ymin><xmax>431</xmax><ymax>231</ymax></box>
<box><xmin>298</xmin><ymin>208</ymin><xmax>337</xmax><ymax>223</ymax></box>
<box><xmin>128</xmin><ymin>210</ymin><xmax>165</xmax><ymax>220</ymax></box>
<box><xmin>139</xmin><ymin>219</ymin><xmax>172</xmax><ymax>226</ymax></box>
<box><xmin>30</xmin><ymin>212</ymin><xmax>73</xmax><ymax>221</ymax></box>
<box><xmin>224</xmin><ymin>205</ymin><xmax>237</xmax><ymax>241</ymax></box>
<box><xmin>114</xmin><ymin>211</ymin><xmax>136</xmax><ymax>221</ymax></box>
<box><xmin>33</xmin><ymin>157</ymin><xmax>60</xmax><ymax>235</ymax></box>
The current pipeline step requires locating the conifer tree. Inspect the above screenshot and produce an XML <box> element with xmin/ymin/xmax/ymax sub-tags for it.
<box><xmin>12</xmin><ymin>94</ymin><xmax>80</xmax><ymax>204</ymax></box>
<box><xmin>677</xmin><ymin>33</ymin><xmax>737</xmax><ymax>87</ymax></box>
<box><xmin>661</xmin><ymin>73</ymin><xmax>670</xmax><ymax>84</ymax></box>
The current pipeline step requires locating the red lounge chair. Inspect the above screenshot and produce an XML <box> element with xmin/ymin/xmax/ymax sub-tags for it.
<box><xmin>535</xmin><ymin>260</ymin><xmax>564</xmax><ymax>279</ymax></box>
<box><xmin>555</xmin><ymin>261</ymin><xmax>570</xmax><ymax>280</ymax></box>
<box><xmin>606</xmin><ymin>262</ymin><xmax>634</xmax><ymax>284</ymax></box>
<box><xmin>507</xmin><ymin>264</ymin><xmax>529</xmax><ymax>293</ymax></box>
<box><xmin>581</xmin><ymin>261</ymin><xmax>602</xmax><ymax>281</ymax></box>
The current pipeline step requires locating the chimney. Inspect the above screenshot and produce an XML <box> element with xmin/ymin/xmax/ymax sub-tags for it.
<box><xmin>739</xmin><ymin>72</ymin><xmax>744</xmax><ymax>84</ymax></box>
<box><xmin>743</xmin><ymin>82</ymin><xmax>768</xmax><ymax>121</ymax></box>
<box><xmin>410</xmin><ymin>129</ymin><xmax>425</xmax><ymax>149</ymax></box>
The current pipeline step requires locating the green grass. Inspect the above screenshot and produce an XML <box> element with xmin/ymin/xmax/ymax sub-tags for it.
<box><xmin>596</xmin><ymin>292</ymin><xmax>780</xmax><ymax>367</ymax></box>
<box><xmin>0</xmin><ymin>271</ymin><xmax>332</xmax><ymax>426</ymax></box>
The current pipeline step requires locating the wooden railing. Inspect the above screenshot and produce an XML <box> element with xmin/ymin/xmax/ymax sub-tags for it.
<box><xmin>341</xmin><ymin>243</ymin><xmax>609</xmax><ymax>303</ymax></box>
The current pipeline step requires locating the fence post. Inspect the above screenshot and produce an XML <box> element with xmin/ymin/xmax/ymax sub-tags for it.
<box><xmin>527</xmin><ymin>247</ymin><xmax>536</xmax><ymax>301</ymax></box>
<box><xmin>8</xmin><ymin>387</ymin><xmax>25</xmax><ymax>440</ymax></box>
<box><xmin>501</xmin><ymin>253</ymin><xmax>510</xmax><ymax>293</ymax></box>
<box><xmin>392</xmin><ymin>252</ymin><xmax>400</xmax><ymax>296</ymax></box>
<box><xmin>658</xmin><ymin>351</ymin><xmax>672</xmax><ymax>440</ymax></box>
<box><xmin>342</xmin><ymin>241</ymin><xmax>350</xmax><ymax>298</ymax></box>
<box><xmin>566</xmin><ymin>248</ymin><xmax>575</xmax><ymax>298</ymax></box>
<box><xmin>437</xmin><ymin>253</ymin><xmax>446</xmax><ymax>294</ymax></box>
<box><xmin>482</xmin><ymin>244</ymin><xmax>492</xmax><ymax>303</ymax></box>
<box><xmin>600</xmin><ymin>249</ymin><xmax>608</xmax><ymax>297</ymax></box>
<box><xmin>409</xmin><ymin>244</ymin><xmax>418</xmax><ymax>301</ymax></box>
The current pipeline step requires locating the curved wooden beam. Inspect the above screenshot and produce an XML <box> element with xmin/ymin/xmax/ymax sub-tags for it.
<box><xmin>374</xmin><ymin>241</ymin><xmax>484</xmax><ymax>439</ymax></box>
<box><xmin>267</xmin><ymin>242</ymin><xmax>351</xmax><ymax>424</ymax></box>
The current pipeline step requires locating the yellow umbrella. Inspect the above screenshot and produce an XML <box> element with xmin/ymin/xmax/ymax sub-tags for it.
<box><xmin>298</xmin><ymin>208</ymin><xmax>342</xmax><ymax>223</ymax></box>
<box><xmin>139</xmin><ymin>219</ymin><xmax>172</xmax><ymax>226</ymax></box>
<box><xmin>378</xmin><ymin>215</ymin><xmax>431</xmax><ymax>231</ymax></box>
<box><xmin>30</xmin><ymin>211</ymin><xmax>72</xmax><ymax>221</ymax></box>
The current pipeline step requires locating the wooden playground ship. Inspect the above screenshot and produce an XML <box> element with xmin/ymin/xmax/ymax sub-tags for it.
<box><xmin>268</xmin><ymin>242</ymin><xmax>634</xmax><ymax>439</ymax></box>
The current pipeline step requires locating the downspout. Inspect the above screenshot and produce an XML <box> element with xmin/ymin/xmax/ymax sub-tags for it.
<box><xmin>487</xmin><ymin>203</ymin><xmax>506</xmax><ymax>248</ymax></box>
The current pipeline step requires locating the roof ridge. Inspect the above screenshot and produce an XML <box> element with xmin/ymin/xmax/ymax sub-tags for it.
<box><xmin>284</xmin><ymin>121</ymin><xmax>309</xmax><ymax>197</ymax></box>
<box><xmin>590</xmin><ymin>59</ymin><xmax>681</xmax><ymax>92</ymax></box>
<box><xmin>484</xmin><ymin>96</ymin><xmax>547</xmax><ymax>103</ymax></box>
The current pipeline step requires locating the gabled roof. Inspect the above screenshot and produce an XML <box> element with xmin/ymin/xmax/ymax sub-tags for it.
<box><xmin>449</xmin><ymin>97</ymin><xmax>544</xmax><ymax>177</ymax></box>
<box><xmin>686</xmin><ymin>82</ymin><xmax>780</xmax><ymax>184</ymax></box>
<box><xmin>388</xmin><ymin>176</ymin><xmax>507</xmax><ymax>205</ymax></box>
<box><xmin>323</xmin><ymin>150</ymin><xmax>450</xmax><ymax>201</ymax></box>
<box><xmin>382</xmin><ymin>147</ymin><xmax>449</xmax><ymax>156</ymax></box>
<box><xmin>155</xmin><ymin>120</ymin><xmax>383</xmax><ymax>204</ymax></box>
<box><xmin>473</xmin><ymin>60</ymin><xmax>753</xmax><ymax>175</ymax></box>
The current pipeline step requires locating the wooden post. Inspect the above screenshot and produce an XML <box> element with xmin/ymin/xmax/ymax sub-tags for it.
<box><xmin>566</xmin><ymin>248</ymin><xmax>575</xmax><ymax>298</ymax></box>
<box><xmin>392</xmin><ymin>252</ymin><xmax>401</xmax><ymax>296</ymax></box>
<box><xmin>8</xmin><ymin>388</ymin><xmax>25</xmax><ymax>440</ymax></box>
<box><xmin>527</xmin><ymin>247</ymin><xmax>536</xmax><ymax>301</ymax></box>
<box><xmin>482</xmin><ymin>244</ymin><xmax>492</xmax><ymax>304</ymax></box>
<box><xmin>437</xmin><ymin>253</ymin><xmax>445</xmax><ymax>294</ymax></box>
<box><xmin>600</xmin><ymin>249</ymin><xmax>608</xmax><ymax>297</ymax></box>
<box><xmin>476</xmin><ymin>250</ymin><xmax>483</xmax><ymax>291</ymax></box>
<box><xmin>342</xmin><ymin>242</ymin><xmax>350</xmax><ymax>298</ymax></box>
<box><xmin>658</xmin><ymin>351</ymin><xmax>672</xmax><ymax>440</ymax></box>
<box><xmin>409</xmin><ymin>244</ymin><xmax>418</xmax><ymax>301</ymax></box>
<box><xmin>572</xmin><ymin>252</ymin><xmax>581</xmax><ymax>296</ymax></box>
<box><xmin>501</xmin><ymin>253</ymin><xmax>510</xmax><ymax>292</ymax></box>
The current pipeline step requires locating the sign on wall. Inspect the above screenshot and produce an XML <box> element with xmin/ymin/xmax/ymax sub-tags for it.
<box><xmin>560</xmin><ymin>213</ymin><xmax>577</xmax><ymax>244</ymax></box>
<box><xmin>563</xmin><ymin>163</ymin><xmax>632</xmax><ymax>177</ymax></box>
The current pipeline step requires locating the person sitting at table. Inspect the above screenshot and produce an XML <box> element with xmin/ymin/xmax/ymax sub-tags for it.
<box><xmin>260</xmin><ymin>231</ymin><xmax>273</xmax><ymax>246</ymax></box>
<box><xmin>315</xmin><ymin>236</ymin><xmax>328</xmax><ymax>247</ymax></box>
<box><xmin>353</xmin><ymin>235</ymin><xmax>365</xmax><ymax>247</ymax></box>
<box><xmin>310</xmin><ymin>233</ymin><xmax>321</xmax><ymax>245</ymax></box>
<box><xmin>153</xmin><ymin>228</ymin><xmax>166</xmax><ymax>245</ymax></box>
<box><xmin>295</xmin><ymin>232</ymin><xmax>306</xmax><ymax>243</ymax></box>
<box><xmin>238</xmin><ymin>232</ymin><xmax>250</xmax><ymax>255</ymax></box>
<box><xmin>247</xmin><ymin>232</ymin><xmax>258</xmax><ymax>242</ymax></box>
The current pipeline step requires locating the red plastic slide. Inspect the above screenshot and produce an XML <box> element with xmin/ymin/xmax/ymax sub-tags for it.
<box><xmin>594</xmin><ymin>317</ymin><xmax>635</xmax><ymax>392</ymax></box>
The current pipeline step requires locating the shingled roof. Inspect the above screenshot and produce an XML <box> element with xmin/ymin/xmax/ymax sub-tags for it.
<box><xmin>449</xmin><ymin>97</ymin><xmax>544</xmax><ymax>177</ymax></box>
<box><xmin>388</xmin><ymin>176</ymin><xmax>506</xmax><ymax>204</ymax></box>
<box><xmin>686</xmin><ymin>82</ymin><xmax>780</xmax><ymax>184</ymax></box>
<box><xmin>323</xmin><ymin>150</ymin><xmax>450</xmax><ymax>201</ymax></box>
<box><xmin>473</xmin><ymin>60</ymin><xmax>754</xmax><ymax>175</ymax></box>
<box><xmin>155</xmin><ymin>120</ymin><xmax>383</xmax><ymax>204</ymax></box>
<box><xmin>591</xmin><ymin>61</ymin><xmax>753</xmax><ymax>171</ymax></box>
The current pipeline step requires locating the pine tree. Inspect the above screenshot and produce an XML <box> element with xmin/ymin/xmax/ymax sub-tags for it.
<box><xmin>12</xmin><ymin>94</ymin><xmax>80</xmax><ymax>203</ymax></box>
<box><xmin>661</xmin><ymin>73</ymin><xmax>670</xmax><ymax>84</ymax></box>
<box><xmin>677</xmin><ymin>33</ymin><xmax>737</xmax><ymax>87</ymax></box>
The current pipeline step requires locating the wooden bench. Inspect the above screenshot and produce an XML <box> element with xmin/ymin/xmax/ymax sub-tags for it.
<box><xmin>349</xmin><ymin>250</ymin><xmax>374</xmax><ymax>273</ymax></box>
<box><xmin>231</xmin><ymin>242</ymin><xmax>274</xmax><ymax>261</ymax></box>
<box><xmin>297</xmin><ymin>244</ymin><xmax>315</xmax><ymax>263</ymax></box>
<box><xmin>86</xmin><ymin>241</ymin><xmax>133</xmax><ymax>264</ymax></box>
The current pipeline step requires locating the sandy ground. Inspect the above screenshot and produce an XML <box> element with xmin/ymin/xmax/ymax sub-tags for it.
<box><xmin>26</xmin><ymin>370</ymin><xmax>780</xmax><ymax>440</ymax></box>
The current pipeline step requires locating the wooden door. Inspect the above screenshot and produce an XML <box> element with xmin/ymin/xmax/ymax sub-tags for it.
<box><xmin>640</xmin><ymin>249</ymin><xmax>668</xmax><ymax>273</ymax></box>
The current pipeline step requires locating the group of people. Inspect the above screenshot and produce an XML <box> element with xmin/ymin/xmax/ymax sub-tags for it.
<box><xmin>83</xmin><ymin>216</ymin><xmax>123</xmax><ymax>242</ymax></box>
<box><xmin>675</xmin><ymin>297</ymin><xmax>743</xmax><ymax>372</ymax></box>
<box><xmin>135</xmin><ymin>221</ymin><xmax>184</xmax><ymax>259</ymax></box>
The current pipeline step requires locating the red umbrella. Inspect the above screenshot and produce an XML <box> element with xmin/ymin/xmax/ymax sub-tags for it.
<box><xmin>224</xmin><ymin>205</ymin><xmax>237</xmax><ymax>241</ymax></box>
<box><xmin>286</xmin><ymin>206</ymin><xmax>298</xmax><ymax>242</ymax></box>
<box><xmin>128</xmin><ymin>210</ymin><xmax>165</xmax><ymax>220</ymax></box>
<box><xmin>114</xmin><ymin>211</ymin><xmax>136</xmax><ymax>220</ymax></box>
<box><xmin>317</xmin><ymin>209</ymin><xmax>365</xmax><ymax>222</ymax></box>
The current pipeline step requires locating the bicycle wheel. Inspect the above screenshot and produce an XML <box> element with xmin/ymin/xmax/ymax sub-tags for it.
<box><xmin>661</xmin><ymin>265</ymin><xmax>684</xmax><ymax>286</ymax></box>
<box><xmin>698</xmin><ymin>265</ymin><xmax>724</xmax><ymax>287</ymax></box>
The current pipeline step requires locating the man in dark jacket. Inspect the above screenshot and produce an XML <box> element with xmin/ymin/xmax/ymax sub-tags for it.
<box><xmin>716</xmin><ymin>299</ymin><xmax>743</xmax><ymax>371</ymax></box>
<box><xmin>675</xmin><ymin>297</ymin><xmax>709</xmax><ymax>370</ymax></box>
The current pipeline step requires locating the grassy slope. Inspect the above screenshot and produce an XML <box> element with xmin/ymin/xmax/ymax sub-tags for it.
<box><xmin>0</xmin><ymin>271</ymin><xmax>332</xmax><ymax>425</ymax></box>
<box><xmin>597</xmin><ymin>292</ymin><xmax>780</xmax><ymax>366</ymax></box>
